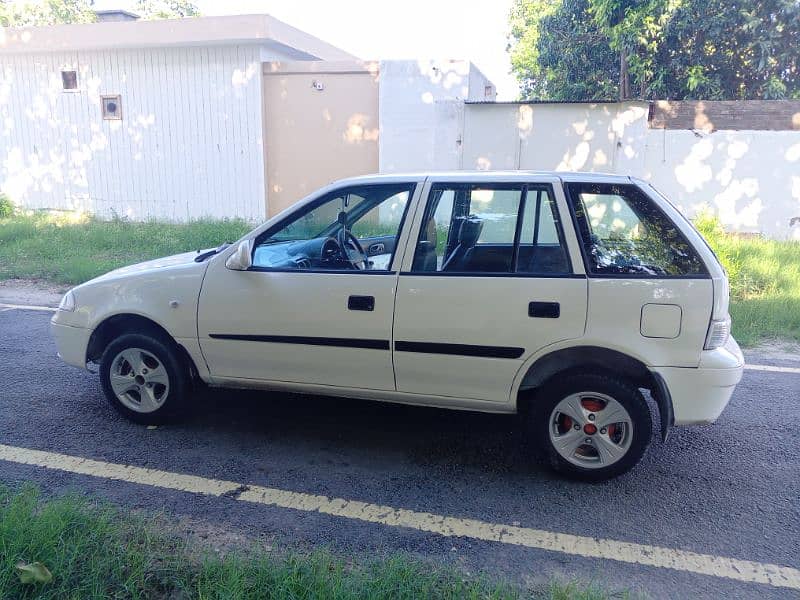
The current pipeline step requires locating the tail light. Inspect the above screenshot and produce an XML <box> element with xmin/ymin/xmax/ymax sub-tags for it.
<box><xmin>704</xmin><ymin>316</ymin><xmax>731</xmax><ymax>350</ymax></box>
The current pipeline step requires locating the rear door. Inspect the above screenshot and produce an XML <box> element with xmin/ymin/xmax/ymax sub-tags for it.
<box><xmin>392</xmin><ymin>174</ymin><xmax>588</xmax><ymax>403</ymax></box>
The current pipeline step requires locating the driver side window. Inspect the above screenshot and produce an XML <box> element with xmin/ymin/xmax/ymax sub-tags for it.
<box><xmin>252</xmin><ymin>183</ymin><xmax>414</xmax><ymax>272</ymax></box>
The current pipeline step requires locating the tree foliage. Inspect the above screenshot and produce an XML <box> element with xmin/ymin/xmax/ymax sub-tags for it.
<box><xmin>508</xmin><ymin>0</ymin><xmax>800</xmax><ymax>100</ymax></box>
<box><xmin>135</xmin><ymin>0</ymin><xmax>200</xmax><ymax>19</ymax></box>
<box><xmin>0</xmin><ymin>0</ymin><xmax>201</xmax><ymax>26</ymax></box>
<box><xmin>0</xmin><ymin>0</ymin><xmax>95</xmax><ymax>27</ymax></box>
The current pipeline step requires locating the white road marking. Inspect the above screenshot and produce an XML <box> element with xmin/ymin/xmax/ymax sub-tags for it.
<box><xmin>0</xmin><ymin>443</ymin><xmax>797</xmax><ymax>591</ymax></box>
<box><xmin>0</xmin><ymin>302</ymin><xmax>57</xmax><ymax>312</ymax></box>
<box><xmin>745</xmin><ymin>363</ymin><xmax>800</xmax><ymax>374</ymax></box>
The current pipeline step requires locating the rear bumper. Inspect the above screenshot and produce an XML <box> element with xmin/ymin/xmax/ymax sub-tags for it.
<box><xmin>652</xmin><ymin>337</ymin><xmax>744</xmax><ymax>426</ymax></box>
<box><xmin>51</xmin><ymin>319</ymin><xmax>91</xmax><ymax>369</ymax></box>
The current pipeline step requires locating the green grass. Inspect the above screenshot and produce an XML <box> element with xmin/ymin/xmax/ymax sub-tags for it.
<box><xmin>0</xmin><ymin>212</ymin><xmax>252</xmax><ymax>285</ymax></box>
<box><xmin>694</xmin><ymin>214</ymin><xmax>800</xmax><ymax>346</ymax></box>
<box><xmin>0</xmin><ymin>485</ymin><xmax>616</xmax><ymax>599</ymax></box>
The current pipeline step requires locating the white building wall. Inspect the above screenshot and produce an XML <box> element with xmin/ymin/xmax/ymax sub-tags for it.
<box><xmin>458</xmin><ymin>101</ymin><xmax>800</xmax><ymax>238</ymax></box>
<box><xmin>0</xmin><ymin>43</ymin><xmax>286</xmax><ymax>221</ymax></box>
<box><xmin>378</xmin><ymin>59</ymin><xmax>493</xmax><ymax>174</ymax></box>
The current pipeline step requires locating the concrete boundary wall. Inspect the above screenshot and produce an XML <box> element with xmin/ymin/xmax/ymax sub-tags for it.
<box><xmin>453</xmin><ymin>101</ymin><xmax>800</xmax><ymax>239</ymax></box>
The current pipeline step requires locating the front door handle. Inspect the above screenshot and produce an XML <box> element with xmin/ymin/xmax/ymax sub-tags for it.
<box><xmin>368</xmin><ymin>242</ymin><xmax>385</xmax><ymax>254</ymax></box>
<box><xmin>348</xmin><ymin>295</ymin><xmax>375</xmax><ymax>311</ymax></box>
<box><xmin>529</xmin><ymin>301</ymin><xmax>560</xmax><ymax>318</ymax></box>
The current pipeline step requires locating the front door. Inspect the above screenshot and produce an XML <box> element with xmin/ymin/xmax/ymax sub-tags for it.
<box><xmin>197</xmin><ymin>181</ymin><xmax>419</xmax><ymax>391</ymax></box>
<box><xmin>392</xmin><ymin>175</ymin><xmax>588</xmax><ymax>403</ymax></box>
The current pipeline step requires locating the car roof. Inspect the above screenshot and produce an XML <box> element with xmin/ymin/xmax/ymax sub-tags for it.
<box><xmin>332</xmin><ymin>171</ymin><xmax>632</xmax><ymax>186</ymax></box>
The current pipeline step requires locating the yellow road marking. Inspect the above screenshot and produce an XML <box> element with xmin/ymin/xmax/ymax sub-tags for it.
<box><xmin>0</xmin><ymin>444</ymin><xmax>239</xmax><ymax>496</ymax></box>
<box><xmin>0</xmin><ymin>443</ymin><xmax>797</xmax><ymax>590</ymax></box>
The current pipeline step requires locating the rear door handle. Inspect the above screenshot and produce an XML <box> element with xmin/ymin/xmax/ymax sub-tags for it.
<box><xmin>529</xmin><ymin>301</ymin><xmax>560</xmax><ymax>318</ymax></box>
<box><xmin>348</xmin><ymin>295</ymin><xmax>375</xmax><ymax>311</ymax></box>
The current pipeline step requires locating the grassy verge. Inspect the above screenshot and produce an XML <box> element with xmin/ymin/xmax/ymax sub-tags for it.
<box><xmin>0</xmin><ymin>485</ymin><xmax>613</xmax><ymax>599</ymax></box>
<box><xmin>0</xmin><ymin>212</ymin><xmax>251</xmax><ymax>285</ymax></box>
<box><xmin>1</xmin><ymin>211</ymin><xmax>798</xmax><ymax>346</ymax></box>
<box><xmin>693</xmin><ymin>214</ymin><xmax>800</xmax><ymax>346</ymax></box>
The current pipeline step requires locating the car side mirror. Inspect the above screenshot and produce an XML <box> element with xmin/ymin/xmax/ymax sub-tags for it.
<box><xmin>225</xmin><ymin>239</ymin><xmax>253</xmax><ymax>271</ymax></box>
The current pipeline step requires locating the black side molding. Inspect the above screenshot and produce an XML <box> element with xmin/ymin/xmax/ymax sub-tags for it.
<box><xmin>395</xmin><ymin>341</ymin><xmax>524</xmax><ymax>359</ymax></box>
<box><xmin>529</xmin><ymin>301</ymin><xmax>560</xmax><ymax>318</ymax></box>
<box><xmin>209</xmin><ymin>334</ymin><xmax>390</xmax><ymax>350</ymax></box>
<box><xmin>209</xmin><ymin>335</ymin><xmax>526</xmax><ymax>359</ymax></box>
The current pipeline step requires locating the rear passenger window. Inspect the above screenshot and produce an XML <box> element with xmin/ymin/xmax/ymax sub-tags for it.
<box><xmin>517</xmin><ymin>189</ymin><xmax>571</xmax><ymax>274</ymax></box>
<box><xmin>566</xmin><ymin>183</ymin><xmax>707</xmax><ymax>277</ymax></box>
<box><xmin>411</xmin><ymin>183</ymin><xmax>571</xmax><ymax>275</ymax></box>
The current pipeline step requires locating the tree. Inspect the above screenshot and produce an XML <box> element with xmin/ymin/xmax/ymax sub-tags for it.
<box><xmin>134</xmin><ymin>0</ymin><xmax>199</xmax><ymax>19</ymax></box>
<box><xmin>0</xmin><ymin>0</ymin><xmax>202</xmax><ymax>26</ymax></box>
<box><xmin>0</xmin><ymin>0</ymin><xmax>96</xmax><ymax>27</ymax></box>
<box><xmin>509</xmin><ymin>0</ymin><xmax>619</xmax><ymax>100</ymax></box>
<box><xmin>508</xmin><ymin>0</ymin><xmax>800</xmax><ymax>100</ymax></box>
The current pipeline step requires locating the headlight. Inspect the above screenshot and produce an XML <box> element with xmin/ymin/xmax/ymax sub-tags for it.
<box><xmin>58</xmin><ymin>290</ymin><xmax>76</xmax><ymax>312</ymax></box>
<box><xmin>704</xmin><ymin>316</ymin><xmax>731</xmax><ymax>350</ymax></box>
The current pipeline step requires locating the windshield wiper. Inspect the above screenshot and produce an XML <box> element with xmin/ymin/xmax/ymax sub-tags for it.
<box><xmin>194</xmin><ymin>242</ymin><xmax>232</xmax><ymax>263</ymax></box>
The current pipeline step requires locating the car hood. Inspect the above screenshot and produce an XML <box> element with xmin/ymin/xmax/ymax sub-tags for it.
<box><xmin>87</xmin><ymin>249</ymin><xmax>211</xmax><ymax>283</ymax></box>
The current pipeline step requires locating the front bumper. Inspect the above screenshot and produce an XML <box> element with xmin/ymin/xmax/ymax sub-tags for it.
<box><xmin>51</xmin><ymin>319</ymin><xmax>91</xmax><ymax>369</ymax></box>
<box><xmin>652</xmin><ymin>337</ymin><xmax>744</xmax><ymax>426</ymax></box>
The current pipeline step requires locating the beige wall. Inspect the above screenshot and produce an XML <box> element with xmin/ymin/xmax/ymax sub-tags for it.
<box><xmin>262</xmin><ymin>62</ymin><xmax>379</xmax><ymax>216</ymax></box>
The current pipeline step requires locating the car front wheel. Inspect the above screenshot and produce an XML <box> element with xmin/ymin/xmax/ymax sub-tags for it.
<box><xmin>532</xmin><ymin>372</ymin><xmax>652</xmax><ymax>482</ymax></box>
<box><xmin>99</xmin><ymin>333</ymin><xmax>189</xmax><ymax>424</ymax></box>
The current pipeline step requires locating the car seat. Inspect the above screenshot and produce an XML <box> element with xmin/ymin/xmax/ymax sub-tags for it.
<box><xmin>442</xmin><ymin>216</ymin><xmax>483</xmax><ymax>271</ymax></box>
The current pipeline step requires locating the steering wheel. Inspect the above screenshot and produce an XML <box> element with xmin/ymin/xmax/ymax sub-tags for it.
<box><xmin>337</xmin><ymin>228</ymin><xmax>368</xmax><ymax>270</ymax></box>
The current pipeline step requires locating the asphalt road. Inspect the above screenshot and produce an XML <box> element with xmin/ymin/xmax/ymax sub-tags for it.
<box><xmin>1</xmin><ymin>307</ymin><xmax>798</xmax><ymax>599</ymax></box>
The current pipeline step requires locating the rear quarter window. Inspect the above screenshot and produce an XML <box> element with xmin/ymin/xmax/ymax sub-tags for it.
<box><xmin>566</xmin><ymin>182</ymin><xmax>707</xmax><ymax>277</ymax></box>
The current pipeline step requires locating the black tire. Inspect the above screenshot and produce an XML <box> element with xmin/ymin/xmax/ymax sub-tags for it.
<box><xmin>99</xmin><ymin>332</ymin><xmax>190</xmax><ymax>425</ymax></box>
<box><xmin>530</xmin><ymin>372</ymin><xmax>652</xmax><ymax>482</ymax></box>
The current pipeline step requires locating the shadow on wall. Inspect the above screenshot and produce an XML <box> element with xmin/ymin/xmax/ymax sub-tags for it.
<box><xmin>1</xmin><ymin>46</ymin><xmax>263</xmax><ymax>221</ymax></box>
<box><xmin>264</xmin><ymin>60</ymin><xmax>381</xmax><ymax>147</ymax></box>
<box><xmin>465</xmin><ymin>102</ymin><xmax>648</xmax><ymax>174</ymax></box>
<box><xmin>462</xmin><ymin>101</ymin><xmax>800</xmax><ymax>238</ymax></box>
<box><xmin>378</xmin><ymin>59</ymin><xmax>493</xmax><ymax>174</ymax></box>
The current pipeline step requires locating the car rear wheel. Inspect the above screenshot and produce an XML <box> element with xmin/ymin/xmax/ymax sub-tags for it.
<box><xmin>99</xmin><ymin>333</ymin><xmax>189</xmax><ymax>424</ymax></box>
<box><xmin>531</xmin><ymin>372</ymin><xmax>652</xmax><ymax>482</ymax></box>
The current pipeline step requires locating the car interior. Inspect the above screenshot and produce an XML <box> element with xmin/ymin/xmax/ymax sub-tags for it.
<box><xmin>251</xmin><ymin>184</ymin><xmax>412</xmax><ymax>271</ymax></box>
<box><xmin>413</xmin><ymin>186</ymin><xmax>571</xmax><ymax>275</ymax></box>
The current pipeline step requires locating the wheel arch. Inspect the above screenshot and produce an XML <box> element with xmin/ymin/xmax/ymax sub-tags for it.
<box><xmin>86</xmin><ymin>313</ymin><xmax>199</xmax><ymax>379</ymax></box>
<box><xmin>516</xmin><ymin>345</ymin><xmax>673</xmax><ymax>441</ymax></box>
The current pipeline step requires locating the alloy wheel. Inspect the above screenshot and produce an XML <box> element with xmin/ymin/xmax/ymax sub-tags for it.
<box><xmin>109</xmin><ymin>347</ymin><xmax>170</xmax><ymax>413</ymax></box>
<box><xmin>548</xmin><ymin>391</ymin><xmax>634</xmax><ymax>469</ymax></box>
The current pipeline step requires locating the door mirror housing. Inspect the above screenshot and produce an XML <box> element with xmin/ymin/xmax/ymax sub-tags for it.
<box><xmin>225</xmin><ymin>239</ymin><xmax>253</xmax><ymax>271</ymax></box>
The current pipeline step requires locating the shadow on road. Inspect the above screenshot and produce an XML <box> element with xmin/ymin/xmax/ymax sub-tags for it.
<box><xmin>185</xmin><ymin>386</ymin><xmax>541</xmax><ymax>476</ymax></box>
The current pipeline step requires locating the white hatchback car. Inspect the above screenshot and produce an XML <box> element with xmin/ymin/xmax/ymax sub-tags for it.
<box><xmin>52</xmin><ymin>172</ymin><xmax>743</xmax><ymax>480</ymax></box>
